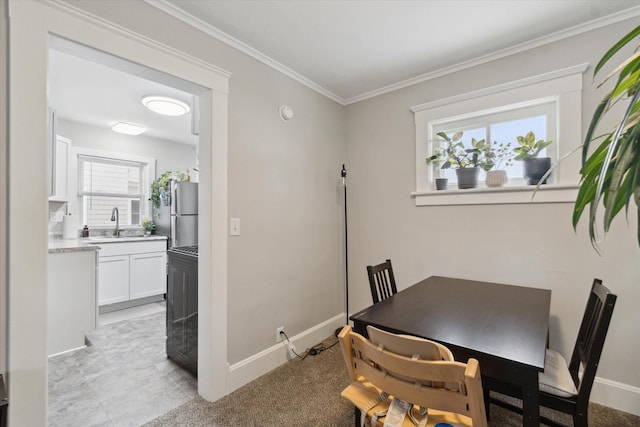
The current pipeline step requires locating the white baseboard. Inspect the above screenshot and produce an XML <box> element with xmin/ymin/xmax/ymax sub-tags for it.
<box><xmin>227</xmin><ymin>313</ymin><xmax>345</xmax><ymax>393</ymax></box>
<box><xmin>227</xmin><ymin>319</ymin><xmax>640</xmax><ymax>418</ymax></box>
<box><xmin>590</xmin><ymin>376</ymin><xmax>640</xmax><ymax>416</ymax></box>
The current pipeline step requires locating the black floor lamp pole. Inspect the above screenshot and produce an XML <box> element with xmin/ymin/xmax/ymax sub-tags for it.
<box><xmin>335</xmin><ymin>165</ymin><xmax>348</xmax><ymax>338</ymax></box>
<box><xmin>342</xmin><ymin>164</ymin><xmax>348</xmax><ymax>326</ymax></box>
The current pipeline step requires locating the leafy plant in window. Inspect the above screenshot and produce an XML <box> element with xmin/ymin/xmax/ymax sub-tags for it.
<box><xmin>142</xmin><ymin>217</ymin><xmax>156</xmax><ymax>233</ymax></box>
<box><xmin>574</xmin><ymin>25</ymin><xmax>640</xmax><ymax>250</ymax></box>
<box><xmin>150</xmin><ymin>170</ymin><xmax>189</xmax><ymax>209</ymax></box>
<box><xmin>428</xmin><ymin>131</ymin><xmax>493</xmax><ymax>169</ymax></box>
<box><xmin>512</xmin><ymin>131</ymin><xmax>553</xmax><ymax>160</ymax></box>
<box><xmin>427</xmin><ymin>131</ymin><xmax>494</xmax><ymax>189</ymax></box>
<box><xmin>513</xmin><ymin>131</ymin><xmax>553</xmax><ymax>185</ymax></box>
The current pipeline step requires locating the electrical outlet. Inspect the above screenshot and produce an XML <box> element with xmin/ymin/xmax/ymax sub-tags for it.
<box><xmin>276</xmin><ymin>326</ymin><xmax>285</xmax><ymax>343</ymax></box>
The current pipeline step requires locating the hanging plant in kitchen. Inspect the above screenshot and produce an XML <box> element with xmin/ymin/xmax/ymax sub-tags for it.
<box><xmin>150</xmin><ymin>170</ymin><xmax>189</xmax><ymax>209</ymax></box>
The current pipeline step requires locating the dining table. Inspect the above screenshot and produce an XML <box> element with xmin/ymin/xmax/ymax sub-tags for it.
<box><xmin>350</xmin><ymin>275</ymin><xmax>551</xmax><ymax>427</ymax></box>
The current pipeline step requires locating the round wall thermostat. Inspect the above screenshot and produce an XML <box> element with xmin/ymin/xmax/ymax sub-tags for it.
<box><xmin>279</xmin><ymin>105</ymin><xmax>294</xmax><ymax>121</ymax></box>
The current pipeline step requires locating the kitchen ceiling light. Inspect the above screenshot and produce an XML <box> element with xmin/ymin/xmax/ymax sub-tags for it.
<box><xmin>142</xmin><ymin>96</ymin><xmax>191</xmax><ymax>116</ymax></box>
<box><xmin>112</xmin><ymin>122</ymin><xmax>146</xmax><ymax>135</ymax></box>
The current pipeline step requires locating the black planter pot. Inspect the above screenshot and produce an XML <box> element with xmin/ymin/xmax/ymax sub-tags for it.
<box><xmin>455</xmin><ymin>167</ymin><xmax>480</xmax><ymax>189</ymax></box>
<box><xmin>523</xmin><ymin>157</ymin><xmax>551</xmax><ymax>185</ymax></box>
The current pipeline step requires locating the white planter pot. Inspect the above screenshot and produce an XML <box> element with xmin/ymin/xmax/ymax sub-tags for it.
<box><xmin>485</xmin><ymin>170</ymin><xmax>508</xmax><ymax>187</ymax></box>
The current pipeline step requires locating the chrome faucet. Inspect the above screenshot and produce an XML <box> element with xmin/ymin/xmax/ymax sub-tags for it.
<box><xmin>111</xmin><ymin>207</ymin><xmax>120</xmax><ymax>237</ymax></box>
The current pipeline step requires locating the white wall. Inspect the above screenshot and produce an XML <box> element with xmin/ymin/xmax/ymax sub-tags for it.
<box><xmin>57</xmin><ymin>119</ymin><xmax>199</xmax><ymax>180</ymax></box>
<box><xmin>48</xmin><ymin>119</ymin><xmax>199</xmax><ymax>235</ymax></box>
<box><xmin>345</xmin><ymin>17</ymin><xmax>640</xmax><ymax>413</ymax></box>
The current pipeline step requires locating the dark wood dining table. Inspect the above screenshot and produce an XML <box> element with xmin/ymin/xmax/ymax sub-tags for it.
<box><xmin>350</xmin><ymin>275</ymin><xmax>551</xmax><ymax>427</ymax></box>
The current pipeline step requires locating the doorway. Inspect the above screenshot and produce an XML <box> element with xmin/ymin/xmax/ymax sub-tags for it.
<box><xmin>7</xmin><ymin>1</ymin><xmax>229</xmax><ymax>425</ymax></box>
<box><xmin>47</xmin><ymin>37</ymin><xmax>201</xmax><ymax>424</ymax></box>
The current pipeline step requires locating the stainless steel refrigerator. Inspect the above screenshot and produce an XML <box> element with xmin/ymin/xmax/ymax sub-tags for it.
<box><xmin>155</xmin><ymin>181</ymin><xmax>198</xmax><ymax>248</ymax></box>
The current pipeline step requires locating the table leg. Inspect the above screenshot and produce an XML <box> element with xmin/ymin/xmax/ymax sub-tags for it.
<box><xmin>521</xmin><ymin>370</ymin><xmax>540</xmax><ymax>427</ymax></box>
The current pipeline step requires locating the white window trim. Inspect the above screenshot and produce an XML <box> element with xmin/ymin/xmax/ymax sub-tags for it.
<box><xmin>69</xmin><ymin>146</ymin><xmax>156</xmax><ymax>228</ymax></box>
<box><xmin>411</xmin><ymin>63</ymin><xmax>588</xmax><ymax>206</ymax></box>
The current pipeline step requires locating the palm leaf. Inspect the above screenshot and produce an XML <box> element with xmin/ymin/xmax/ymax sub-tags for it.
<box><xmin>594</xmin><ymin>26</ymin><xmax>640</xmax><ymax>76</ymax></box>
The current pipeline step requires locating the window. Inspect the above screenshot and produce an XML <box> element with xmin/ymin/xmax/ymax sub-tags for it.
<box><xmin>77</xmin><ymin>153</ymin><xmax>152</xmax><ymax>227</ymax></box>
<box><xmin>433</xmin><ymin>101</ymin><xmax>556</xmax><ymax>186</ymax></box>
<box><xmin>412</xmin><ymin>64</ymin><xmax>587</xmax><ymax>206</ymax></box>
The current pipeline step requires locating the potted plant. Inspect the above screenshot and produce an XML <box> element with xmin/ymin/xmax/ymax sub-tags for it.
<box><xmin>484</xmin><ymin>141</ymin><xmax>513</xmax><ymax>187</ymax></box>
<box><xmin>150</xmin><ymin>170</ymin><xmax>189</xmax><ymax>209</ymax></box>
<box><xmin>142</xmin><ymin>217</ymin><xmax>156</xmax><ymax>235</ymax></box>
<box><xmin>427</xmin><ymin>131</ymin><xmax>493</xmax><ymax>189</ymax></box>
<box><xmin>512</xmin><ymin>131</ymin><xmax>553</xmax><ymax>185</ymax></box>
<box><xmin>574</xmin><ymin>25</ymin><xmax>640</xmax><ymax>251</ymax></box>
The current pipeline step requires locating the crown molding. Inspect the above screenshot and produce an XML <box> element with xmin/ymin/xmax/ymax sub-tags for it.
<box><xmin>48</xmin><ymin>0</ymin><xmax>233</xmax><ymax>80</ymax></box>
<box><xmin>344</xmin><ymin>6</ymin><xmax>640</xmax><ymax>105</ymax></box>
<box><xmin>147</xmin><ymin>1</ymin><xmax>640</xmax><ymax>106</ymax></box>
<box><xmin>143</xmin><ymin>0</ymin><xmax>346</xmax><ymax>105</ymax></box>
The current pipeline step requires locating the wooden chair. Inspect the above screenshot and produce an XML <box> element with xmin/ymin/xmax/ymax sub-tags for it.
<box><xmin>366</xmin><ymin>259</ymin><xmax>397</xmax><ymax>304</ymax></box>
<box><xmin>489</xmin><ymin>278</ymin><xmax>617</xmax><ymax>427</ymax></box>
<box><xmin>338</xmin><ymin>325</ymin><xmax>487</xmax><ymax>427</ymax></box>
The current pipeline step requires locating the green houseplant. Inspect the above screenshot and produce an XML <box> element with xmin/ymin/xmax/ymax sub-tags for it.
<box><xmin>574</xmin><ymin>25</ymin><xmax>640</xmax><ymax>250</ymax></box>
<box><xmin>150</xmin><ymin>170</ymin><xmax>189</xmax><ymax>209</ymax></box>
<box><xmin>141</xmin><ymin>217</ymin><xmax>156</xmax><ymax>234</ymax></box>
<box><xmin>427</xmin><ymin>131</ymin><xmax>493</xmax><ymax>189</ymax></box>
<box><xmin>513</xmin><ymin>131</ymin><xmax>553</xmax><ymax>185</ymax></box>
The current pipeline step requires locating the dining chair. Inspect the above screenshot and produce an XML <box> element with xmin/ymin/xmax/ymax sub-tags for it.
<box><xmin>366</xmin><ymin>259</ymin><xmax>397</xmax><ymax>304</ymax></box>
<box><xmin>488</xmin><ymin>278</ymin><xmax>617</xmax><ymax>427</ymax></box>
<box><xmin>338</xmin><ymin>325</ymin><xmax>487</xmax><ymax>427</ymax></box>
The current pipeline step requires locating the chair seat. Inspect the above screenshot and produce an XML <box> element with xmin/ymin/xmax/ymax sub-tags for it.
<box><xmin>341</xmin><ymin>379</ymin><xmax>475</xmax><ymax>427</ymax></box>
<box><xmin>539</xmin><ymin>349</ymin><xmax>578</xmax><ymax>398</ymax></box>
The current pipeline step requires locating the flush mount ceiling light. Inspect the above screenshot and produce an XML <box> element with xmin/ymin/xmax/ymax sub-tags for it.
<box><xmin>141</xmin><ymin>95</ymin><xmax>191</xmax><ymax>116</ymax></box>
<box><xmin>112</xmin><ymin>122</ymin><xmax>146</xmax><ymax>135</ymax></box>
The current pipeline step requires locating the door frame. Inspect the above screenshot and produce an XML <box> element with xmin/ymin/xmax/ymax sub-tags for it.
<box><xmin>7</xmin><ymin>1</ymin><xmax>229</xmax><ymax>424</ymax></box>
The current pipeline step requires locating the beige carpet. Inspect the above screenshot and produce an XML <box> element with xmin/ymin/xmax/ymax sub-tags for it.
<box><xmin>144</xmin><ymin>336</ymin><xmax>640</xmax><ymax>426</ymax></box>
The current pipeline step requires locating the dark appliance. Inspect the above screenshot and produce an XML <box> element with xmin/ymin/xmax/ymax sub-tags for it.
<box><xmin>156</xmin><ymin>181</ymin><xmax>198</xmax><ymax>248</ymax></box>
<box><xmin>166</xmin><ymin>245</ymin><xmax>198</xmax><ymax>375</ymax></box>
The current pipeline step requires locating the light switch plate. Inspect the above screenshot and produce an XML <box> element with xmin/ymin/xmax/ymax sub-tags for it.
<box><xmin>230</xmin><ymin>218</ymin><xmax>240</xmax><ymax>236</ymax></box>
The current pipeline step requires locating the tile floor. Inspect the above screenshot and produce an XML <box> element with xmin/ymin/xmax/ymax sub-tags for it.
<box><xmin>48</xmin><ymin>303</ymin><xmax>198</xmax><ymax>426</ymax></box>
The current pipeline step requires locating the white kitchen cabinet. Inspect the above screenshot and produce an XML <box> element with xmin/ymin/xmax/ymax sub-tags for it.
<box><xmin>97</xmin><ymin>255</ymin><xmax>129</xmax><ymax>305</ymax></box>
<box><xmin>49</xmin><ymin>135</ymin><xmax>69</xmax><ymax>202</ymax></box>
<box><xmin>48</xmin><ymin>249</ymin><xmax>98</xmax><ymax>356</ymax></box>
<box><xmin>130</xmin><ymin>252</ymin><xmax>167</xmax><ymax>299</ymax></box>
<box><xmin>96</xmin><ymin>240</ymin><xmax>167</xmax><ymax>308</ymax></box>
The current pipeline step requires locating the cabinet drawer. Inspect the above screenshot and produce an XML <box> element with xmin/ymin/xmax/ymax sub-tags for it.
<box><xmin>96</xmin><ymin>240</ymin><xmax>167</xmax><ymax>257</ymax></box>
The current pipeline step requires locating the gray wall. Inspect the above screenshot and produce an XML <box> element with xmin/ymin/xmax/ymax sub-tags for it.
<box><xmin>67</xmin><ymin>0</ymin><xmax>347</xmax><ymax>364</ymax></box>
<box><xmin>345</xmin><ymin>17</ymin><xmax>640</xmax><ymax>393</ymax></box>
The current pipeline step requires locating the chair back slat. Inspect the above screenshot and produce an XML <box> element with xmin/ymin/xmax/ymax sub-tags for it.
<box><xmin>367</xmin><ymin>259</ymin><xmax>398</xmax><ymax>304</ymax></box>
<box><xmin>338</xmin><ymin>326</ymin><xmax>488</xmax><ymax>427</ymax></box>
<box><xmin>568</xmin><ymin>279</ymin><xmax>617</xmax><ymax>398</ymax></box>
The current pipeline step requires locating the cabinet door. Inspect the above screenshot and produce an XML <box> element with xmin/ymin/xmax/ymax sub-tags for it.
<box><xmin>49</xmin><ymin>136</ymin><xmax>69</xmax><ymax>202</ymax></box>
<box><xmin>129</xmin><ymin>252</ymin><xmax>167</xmax><ymax>300</ymax></box>
<box><xmin>98</xmin><ymin>255</ymin><xmax>129</xmax><ymax>306</ymax></box>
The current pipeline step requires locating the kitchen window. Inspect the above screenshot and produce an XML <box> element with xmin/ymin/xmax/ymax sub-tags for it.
<box><xmin>76</xmin><ymin>151</ymin><xmax>154</xmax><ymax>227</ymax></box>
<box><xmin>411</xmin><ymin>64</ymin><xmax>587</xmax><ymax>206</ymax></box>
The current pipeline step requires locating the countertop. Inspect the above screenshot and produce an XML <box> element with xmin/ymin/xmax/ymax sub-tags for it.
<box><xmin>48</xmin><ymin>235</ymin><xmax>168</xmax><ymax>254</ymax></box>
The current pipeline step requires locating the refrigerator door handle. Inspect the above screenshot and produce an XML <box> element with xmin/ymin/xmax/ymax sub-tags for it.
<box><xmin>174</xmin><ymin>184</ymin><xmax>180</xmax><ymax>215</ymax></box>
<box><xmin>171</xmin><ymin>215</ymin><xmax>178</xmax><ymax>247</ymax></box>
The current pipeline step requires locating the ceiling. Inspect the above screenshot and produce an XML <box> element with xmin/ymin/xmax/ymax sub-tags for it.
<box><xmin>156</xmin><ymin>0</ymin><xmax>640</xmax><ymax>102</ymax></box>
<box><xmin>49</xmin><ymin>1</ymin><xmax>640</xmax><ymax>144</ymax></box>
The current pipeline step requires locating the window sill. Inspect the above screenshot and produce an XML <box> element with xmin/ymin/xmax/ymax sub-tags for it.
<box><xmin>411</xmin><ymin>184</ymin><xmax>579</xmax><ymax>206</ymax></box>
